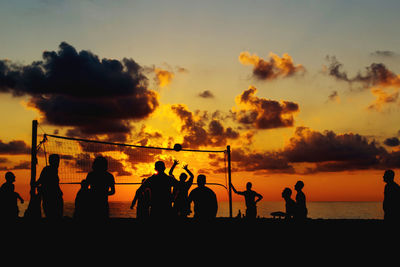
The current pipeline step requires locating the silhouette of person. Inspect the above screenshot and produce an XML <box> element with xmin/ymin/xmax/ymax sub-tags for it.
<box><xmin>188</xmin><ymin>174</ymin><xmax>218</xmax><ymax>221</ymax></box>
<box><xmin>86</xmin><ymin>156</ymin><xmax>116</xmax><ymax>220</ymax></box>
<box><xmin>169</xmin><ymin>160</ymin><xmax>194</xmax><ymax>218</ymax></box>
<box><xmin>130</xmin><ymin>178</ymin><xmax>151</xmax><ymax>220</ymax></box>
<box><xmin>142</xmin><ymin>161</ymin><xmax>178</xmax><ymax>219</ymax></box>
<box><xmin>73</xmin><ymin>179</ymin><xmax>92</xmax><ymax>221</ymax></box>
<box><xmin>294</xmin><ymin>180</ymin><xmax>307</xmax><ymax>221</ymax></box>
<box><xmin>0</xmin><ymin>172</ymin><xmax>24</xmax><ymax>220</ymax></box>
<box><xmin>24</xmin><ymin>186</ymin><xmax>42</xmax><ymax>220</ymax></box>
<box><xmin>281</xmin><ymin>187</ymin><xmax>296</xmax><ymax>220</ymax></box>
<box><xmin>231</xmin><ymin>182</ymin><xmax>262</xmax><ymax>219</ymax></box>
<box><xmin>383</xmin><ymin>169</ymin><xmax>400</xmax><ymax>222</ymax></box>
<box><xmin>36</xmin><ymin>154</ymin><xmax>64</xmax><ymax>220</ymax></box>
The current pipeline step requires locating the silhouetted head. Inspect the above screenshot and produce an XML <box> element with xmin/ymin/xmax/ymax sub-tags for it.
<box><xmin>5</xmin><ymin>171</ymin><xmax>15</xmax><ymax>183</ymax></box>
<box><xmin>197</xmin><ymin>174</ymin><xmax>206</xmax><ymax>187</ymax></box>
<box><xmin>154</xmin><ymin>161</ymin><xmax>166</xmax><ymax>173</ymax></box>
<box><xmin>295</xmin><ymin>180</ymin><xmax>304</xmax><ymax>191</ymax></box>
<box><xmin>383</xmin><ymin>169</ymin><xmax>395</xmax><ymax>183</ymax></box>
<box><xmin>49</xmin><ymin>154</ymin><xmax>60</xmax><ymax>168</ymax></box>
<box><xmin>282</xmin><ymin>187</ymin><xmax>292</xmax><ymax>199</ymax></box>
<box><xmin>80</xmin><ymin>179</ymin><xmax>89</xmax><ymax>189</ymax></box>
<box><xmin>246</xmin><ymin>182</ymin><xmax>252</xmax><ymax>190</ymax></box>
<box><xmin>92</xmin><ymin>156</ymin><xmax>108</xmax><ymax>172</ymax></box>
<box><xmin>179</xmin><ymin>173</ymin><xmax>188</xmax><ymax>182</ymax></box>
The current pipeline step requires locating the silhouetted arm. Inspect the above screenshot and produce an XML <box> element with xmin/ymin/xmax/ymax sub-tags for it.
<box><xmin>16</xmin><ymin>192</ymin><xmax>24</xmax><ymax>204</ymax></box>
<box><xmin>169</xmin><ymin>160</ymin><xmax>179</xmax><ymax>177</ymax></box>
<box><xmin>108</xmin><ymin>174</ymin><xmax>116</xmax><ymax>196</ymax></box>
<box><xmin>231</xmin><ymin>184</ymin><xmax>244</xmax><ymax>195</ymax></box>
<box><xmin>108</xmin><ymin>183</ymin><xmax>115</xmax><ymax>196</ymax></box>
<box><xmin>130</xmin><ymin>190</ymin><xmax>139</xmax><ymax>209</ymax></box>
<box><xmin>183</xmin><ymin>164</ymin><xmax>194</xmax><ymax>184</ymax></box>
<box><xmin>231</xmin><ymin>183</ymin><xmax>237</xmax><ymax>193</ymax></box>
<box><xmin>255</xmin><ymin>192</ymin><xmax>263</xmax><ymax>203</ymax></box>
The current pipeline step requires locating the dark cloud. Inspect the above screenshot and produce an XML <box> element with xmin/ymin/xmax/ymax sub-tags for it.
<box><xmin>230</xmin><ymin>148</ymin><xmax>294</xmax><ymax>173</ymax></box>
<box><xmin>282</xmin><ymin>127</ymin><xmax>384</xmax><ymax>164</ymax></box>
<box><xmin>239</xmin><ymin>51</ymin><xmax>305</xmax><ymax>81</ymax></box>
<box><xmin>0</xmin><ymin>42</ymin><xmax>159</xmax><ymax>140</ymax></box>
<box><xmin>171</xmin><ymin>104</ymin><xmax>239</xmax><ymax>149</ymax></box>
<box><xmin>384</xmin><ymin>137</ymin><xmax>400</xmax><ymax>147</ymax></box>
<box><xmin>370</xmin><ymin>50</ymin><xmax>398</xmax><ymax>58</ymax></box>
<box><xmin>0</xmin><ymin>140</ymin><xmax>30</xmax><ymax>155</ymax></box>
<box><xmin>215</xmin><ymin>127</ymin><xmax>400</xmax><ymax>174</ymax></box>
<box><xmin>325</xmin><ymin>55</ymin><xmax>400</xmax><ymax>88</ymax></box>
<box><xmin>233</xmin><ymin>86</ymin><xmax>299</xmax><ymax>129</ymax></box>
<box><xmin>327</xmin><ymin>90</ymin><xmax>339</xmax><ymax>102</ymax></box>
<box><xmin>198</xmin><ymin>90</ymin><xmax>215</xmax><ymax>98</ymax></box>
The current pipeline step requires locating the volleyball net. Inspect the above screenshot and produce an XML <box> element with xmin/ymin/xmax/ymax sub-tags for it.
<box><xmin>36</xmin><ymin>133</ymin><xmax>230</xmax><ymax>191</ymax></box>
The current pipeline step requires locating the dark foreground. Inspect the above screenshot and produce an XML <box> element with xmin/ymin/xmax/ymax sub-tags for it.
<box><xmin>4</xmin><ymin>217</ymin><xmax>396</xmax><ymax>262</ymax></box>
<box><xmin>6</xmin><ymin>217</ymin><xmax>389</xmax><ymax>239</ymax></box>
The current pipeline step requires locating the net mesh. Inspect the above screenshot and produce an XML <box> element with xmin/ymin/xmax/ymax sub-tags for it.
<box><xmin>37</xmin><ymin>134</ymin><xmax>228</xmax><ymax>190</ymax></box>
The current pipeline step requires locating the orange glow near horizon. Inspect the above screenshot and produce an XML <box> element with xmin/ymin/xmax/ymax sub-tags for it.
<box><xmin>6</xmin><ymin>167</ymin><xmax>396</xmax><ymax>203</ymax></box>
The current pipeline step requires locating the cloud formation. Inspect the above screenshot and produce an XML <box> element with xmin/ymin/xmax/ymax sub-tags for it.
<box><xmin>0</xmin><ymin>42</ymin><xmax>159</xmax><ymax>140</ymax></box>
<box><xmin>233</xmin><ymin>86</ymin><xmax>299</xmax><ymax>129</ymax></box>
<box><xmin>223</xmin><ymin>127</ymin><xmax>400</xmax><ymax>174</ymax></box>
<box><xmin>325</xmin><ymin>56</ymin><xmax>400</xmax><ymax>110</ymax></box>
<box><xmin>171</xmin><ymin>104</ymin><xmax>239</xmax><ymax>149</ymax></box>
<box><xmin>239</xmin><ymin>51</ymin><xmax>305</xmax><ymax>80</ymax></box>
<box><xmin>154</xmin><ymin>68</ymin><xmax>174</xmax><ymax>88</ymax></box>
<box><xmin>384</xmin><ymin>137</ymin><xmax>400</xmax><ymax>147</ymax></box>
<box><xmin>0</xmin><ymin>140</ymin><xmax>30</xmax><ymax>155</ymax></box>
<box><xmin>370</xmin><ymin>50</ymin><xmax>398</xmax><ymax>58</ymax></box>
<box><xmin>198</xmin><ymin>90</ymin><xmax>215</xmax><ymax>98</ymax></box>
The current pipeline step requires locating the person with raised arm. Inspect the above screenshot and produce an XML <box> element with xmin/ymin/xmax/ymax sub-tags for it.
<box><xmin>169</xmin><ymin>160</ymin><xmax>194</xmax><ymax>218</ymax></box>
<box><xmin>231</xmin><ymin>182</ymin><xmax>263</xmax><ymax>219</ymax></box>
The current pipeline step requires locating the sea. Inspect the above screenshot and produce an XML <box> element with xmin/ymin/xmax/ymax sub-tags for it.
<box><xmin>16</xmin><ymin>201</ymin><xmax>384</xmax><ymax>220</ymax></box>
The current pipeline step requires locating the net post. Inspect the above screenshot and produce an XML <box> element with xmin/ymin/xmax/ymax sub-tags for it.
<box><xmin>30</xmin><ymin>120</ymin><xmax>38</xmax><ymax>188</ymax></box>
<box><xmin>227</xmin><ymin>145</ymin><xmax>232</xmax><ymax>218</ymax></box>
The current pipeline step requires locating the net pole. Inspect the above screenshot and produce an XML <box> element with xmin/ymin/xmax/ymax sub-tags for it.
<box><xmin>26</xmin><ymin>120</ymin><xmax>38</xmax><ymax>217</ymax></box>
<box><xmin>30</xmin><ymin>120</ymin><xmax>37</xmax><ymax>188</ymax></box>
<box><xmin>227</xmin><ymin>145</ymin><xmax>232</xmax><ymax>218</ymax></box>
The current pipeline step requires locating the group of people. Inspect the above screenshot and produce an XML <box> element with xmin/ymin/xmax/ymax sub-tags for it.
<box><xmin>129</xmin><ymin>159</ymin><xmax>218</xmax><ymax>221</ymax></box>
<box><xmin>280</xmin><ymin>181</ymin><xmax>308</xmax><ymax>221</ymax></box>
<box><xmin>1</xmin><ymin>151</ymin><xmax>400</xmax><ymax>223</ymax></box>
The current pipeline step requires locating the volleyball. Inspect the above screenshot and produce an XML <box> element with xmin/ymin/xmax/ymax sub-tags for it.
<box><xmin>173</xmin><ymin>143</ymin><xmax>182</xmax><ymax>152</ymax></box>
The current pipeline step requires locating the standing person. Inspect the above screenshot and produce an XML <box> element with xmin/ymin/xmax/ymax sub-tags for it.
<box><xmin>383</xmin><ymin>169</ymin><xmax>400</xmax><ymax>222</ymax></box>
<box><xmin>86</xmin><ymin>156</ymin><xmax>115</xmax><ymax>220</ymax></box>
<box><xmin>231</xmin><ymin>182</ymin><xmax>263</xmax><ymax>219</ymax></box>
<box><xmin>36</xmin><ymin>154</ymin><xmax>63</xmax><ymax>220</ymax></box>
<box><xmin>130</xmin><ymin>178</ymin><xmax>151</xmax><ymax>220</ymax></box>
<box><xmin>0</xmin><ymin>172</ymin><xmax>24</xmax><ymax>220</ymax></box>
<box><xmin>188</xmin><ymin>175</ymin><xmax>218</xmax><ymax>221</ymax></box>
<box><xmin>294</xmin><ymin>180</ymin><xmax>307</xmax><ymax>221</ymax></box>
<box><xmin>73</xmin><ymin>179</ymin><xmax>92</xmax><ymax>221</ymax></box>
<box><xmin>142</xmin><ymin>161</ymin><xmax>178</xmax><ymax>220</ymax></box>
<box><xmin>169</xmin><ymin>160</ymin><xmax>194</xmax><ymax>218</ymax></box>
<box><xmin>281</xmin><ymin>187</ymin><xmax>296</xmax><ymax>220</ymax></box>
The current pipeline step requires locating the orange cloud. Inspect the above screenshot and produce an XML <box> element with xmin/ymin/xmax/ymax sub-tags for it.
<box><xmin>368</xmin><ymin>87</ymin><xmax>399</xmax><ymax>111</ymax></box>
<box><xmin>154</xmin><ymin>68</ymin><xmax>174</xmax><ymax>88</ymax></box>
<box><xmin>239</xmin><ymin>51</ymin><xmax>305</xmax><ymax>80</ymax></box>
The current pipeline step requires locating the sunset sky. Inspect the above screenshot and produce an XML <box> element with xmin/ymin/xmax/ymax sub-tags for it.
<box><xmin>1</xmin><ymin>0</ymin><xmax>400</xmax><ymax>202</ymax></box>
